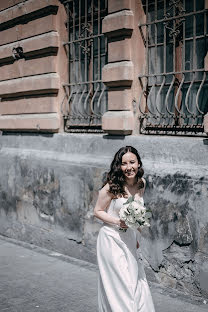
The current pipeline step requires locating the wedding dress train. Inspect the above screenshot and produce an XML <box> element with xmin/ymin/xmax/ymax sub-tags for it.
<box><xmin>97</xmin><ymin>197</ymin><xmax>155</xmax><ymax>312</ymax></box>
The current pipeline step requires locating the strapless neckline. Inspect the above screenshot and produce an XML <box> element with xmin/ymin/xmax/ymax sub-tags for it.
<box><xmin>113</xmin><ymin>196</ymin><xmax>144</xmax><ymax>201</ymax></box>
<box><xmin>107</xmin><ymin>196</ymin><xmax>144</xmax><ymax>216</ymax></box>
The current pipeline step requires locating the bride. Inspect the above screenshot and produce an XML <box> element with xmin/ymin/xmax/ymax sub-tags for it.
<box><xmin>94</xmin><ymin>146</ymin><xmax>155</xmax><ymax>312</ymax></box>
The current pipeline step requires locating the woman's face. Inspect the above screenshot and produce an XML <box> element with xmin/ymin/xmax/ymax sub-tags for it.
<box><xmin>120</xmin><ymin>152</ymin><xmax>139</xmax><ymax>181</ymax></box>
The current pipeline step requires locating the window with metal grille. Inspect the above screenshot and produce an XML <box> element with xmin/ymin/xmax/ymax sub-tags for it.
<box><xmin>138</xmin><ymin>0</ymin><xmax>208</xmax><ymax>135</ymax></box>
<box><xmin>61</xmin><ymin>0</ymin><xmax>108</xmax><ymax>132</ymax></box>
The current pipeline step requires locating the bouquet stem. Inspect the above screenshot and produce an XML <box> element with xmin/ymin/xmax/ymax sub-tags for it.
<box><xmin>119</xmin><ymin>227</ymin><xmax>127</xmax><ymax>232</ymax></box>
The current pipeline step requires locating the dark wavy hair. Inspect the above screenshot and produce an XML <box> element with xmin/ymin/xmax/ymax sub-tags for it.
<box><xmin>103</xmin><ymin>146</ymin><xmax>144</xmax><ymax>197</ymax></box>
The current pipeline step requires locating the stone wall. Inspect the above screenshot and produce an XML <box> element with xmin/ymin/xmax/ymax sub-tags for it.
<box><xmin>101</xmin><ymin>0</ymin><xmax>146</xmax><ymax>135</ymax></box>
<box><xmin>0</xmin><ymin>133</ymin><xmax>207</xmax><ymax>298</ymax></box>
<box><xmin>0</xmin><ymin>0</ymin><xmax>67</xmax><ymax>132</ymax></box>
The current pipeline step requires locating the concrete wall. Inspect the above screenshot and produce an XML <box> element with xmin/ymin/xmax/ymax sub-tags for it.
<box><xmin>0</xmin><ymin>133</ymin><xmax>208</xmax><ymax>298</ymax></box>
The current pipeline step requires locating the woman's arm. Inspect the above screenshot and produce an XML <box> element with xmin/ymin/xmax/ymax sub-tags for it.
<box><xmin>94</xmin><ymin>184</ymin><xmax>120</xmax><ymax>226</ymax></box>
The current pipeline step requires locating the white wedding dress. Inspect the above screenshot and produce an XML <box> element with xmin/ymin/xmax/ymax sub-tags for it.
<box><xmin>97</xmin><ymin>197</ymin><xmax>155</xmax><ymax>312</ymax></box>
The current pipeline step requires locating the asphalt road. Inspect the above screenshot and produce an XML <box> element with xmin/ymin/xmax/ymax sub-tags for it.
<box><xmin>0</xmin><ymin>236</ymin><xmax>207</xmax><ymax>312</ymax></box>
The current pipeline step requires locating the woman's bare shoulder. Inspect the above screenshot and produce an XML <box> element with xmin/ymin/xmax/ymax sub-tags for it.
<box><xmin>99</xmin><ymin>183</ymin><xmax>113</xmax><ymax>198</ymax></box>
<box><xmin>100</xmin><ymin>183</ymin><xmax>110</xmax><ymax>192</ymax></box>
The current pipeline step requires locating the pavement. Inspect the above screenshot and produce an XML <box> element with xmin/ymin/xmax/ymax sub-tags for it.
<box><xmin>0</xmin><ymin>235</ymin><xmax>207</xmax><ymax>312</ymax></box>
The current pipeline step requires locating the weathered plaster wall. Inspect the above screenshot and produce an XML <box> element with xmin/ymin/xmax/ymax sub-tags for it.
<box><xmin>0</xmin><ymin>133</ymin><xmax>207</xmax><ymax>298</ymax></box>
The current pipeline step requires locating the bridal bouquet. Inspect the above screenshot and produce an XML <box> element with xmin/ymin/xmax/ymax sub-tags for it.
<box><xmin>119</xmin><ymin>195</ymin><xmax>152</xmax><ymax>232</ymax></box>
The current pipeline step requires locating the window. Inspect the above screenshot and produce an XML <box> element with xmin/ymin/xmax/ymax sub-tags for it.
<box><xmin>62</xmin><ymin>0</ymin><xmax>108</xmax><ymax>132</ymax></box>
<box><xmin>138</xmin><ymin>0</ymin><xmax>208</xmax><ymax>135</ymax></box>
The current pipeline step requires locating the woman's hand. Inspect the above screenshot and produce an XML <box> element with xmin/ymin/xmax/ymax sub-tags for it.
<box><xmin>119</xmin><ymin>220</ymin><xmax>128</xmax><ymax>229</ymax></box>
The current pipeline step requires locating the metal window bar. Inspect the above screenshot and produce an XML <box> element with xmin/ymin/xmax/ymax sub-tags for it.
<box><xmin>61</xmin><ymin>0</ymin><xmax>108</xmax><ymax>132</ymax></box>
<box><xmin>138</xmin><ymin>0</ymin><xmax>208</xmax><ymax>135</ymax></box>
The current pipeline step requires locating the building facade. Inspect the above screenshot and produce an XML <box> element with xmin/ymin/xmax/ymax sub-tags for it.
<box><xmin>0</xmin><ymin>0</ymin><xmax>208</xmax><ymax>298</ymax></box>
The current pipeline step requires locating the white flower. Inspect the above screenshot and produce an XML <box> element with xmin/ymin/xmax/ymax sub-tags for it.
<box><xmin>119</xmin><ymin>208</ymin><xmax>127</xmax><ymax>220</ymax></box>
<box><xmin>127</xmin><ymin>215</ymin><xmax>135</xmax><ymax>223</ymax></box>
<box><xmin>119</xmin><ymin>196</ymin><xmax>152</xmax><ymax>231</ymax></box>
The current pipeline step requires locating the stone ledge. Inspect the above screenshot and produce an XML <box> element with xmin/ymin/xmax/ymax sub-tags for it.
<box><xmin>102</xmin><ymin>10</ymin><xmax>134</xmax><ymax>37</ymax></box>
<box><xmin>0</xmin><ymin>96</ymin><xmax>58</xmax><ymax>115</ymax></box>
<box><xmin>108</xmin><ymin>88</ymin><xmax>132</xmax><ymax>110</ymax></box>
<box><xmin>108</xmin><ymin>0</ymin><xmax>133</xmax><ymax>14</ymax></box>
<box><xmin>0</xmin><ymin>73</ymin><xmax>60</xmax><ymax>97</ymax></box>
<box><xmin>0</xmin><ymin>56</ymin><xmax>57</xmax><ymax>81</ymax></box>
<box><xmin>0</xmin><ymin>0</ymin><xmax>58</xmax><ymax>26</ymax></box>
<box><xmin>0</xmin><ymin>0</ymin><xmax>23</xmax><ymax>12</ymax></box>
<box><xmin>108</xmin><ymin>38</ymin><xmax>131</xmax><ymax>62</ymax></box>
<box><xmin>102</xmin><ymin>110</ymin><xmax>134</xmax><ymax>135</ymax></box>
<box><xmin>0</xmin><ymin>31</ymin><xmax>59</xmax><ymax>62</ymax></box>
<box><xmin>0</xmin><ymin>113</ymin><xmax>60</xmax><ymax>131</ymax></box>
<box><xmin>1</xmin><ymin>15</ymin><xmax>57</xmax><ymax>46</ymax></box>
<box><xmin>102</xmin><ymin>61</ymin><xmax>134</xmax><ymax>87</ymax></box>
<box><xmin>205</xmin><ymin>52</ymin><xmax>208</xmax><ymax>71</ymax></box>
<box><xmin>204</xmin><ymin>113</ymin><xmax>208</xmax><ymax>135</ymax></box>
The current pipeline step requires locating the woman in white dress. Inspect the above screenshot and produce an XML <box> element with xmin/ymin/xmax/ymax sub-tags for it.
<box><xmin>94</xmin><ymin>146</ymin><xmax>155</xmax><ymax>312</ymax></box>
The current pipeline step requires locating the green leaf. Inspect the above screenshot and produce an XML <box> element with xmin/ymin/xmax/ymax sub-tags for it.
<box><xmin>145</xmin><ymin>212</ymin><xmax>152</xmax><ymax>218</ymax></box>
<box><xmin>123</xmin><ymin>195</ymin><xmax>135</xmax><ymax>205</ymax></box>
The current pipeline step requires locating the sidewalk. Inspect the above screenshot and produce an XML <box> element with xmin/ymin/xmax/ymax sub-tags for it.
<box><xmin>0</xmin><ymin>235</ymin><xmax>207</xmax><ymax>312</ymax></box>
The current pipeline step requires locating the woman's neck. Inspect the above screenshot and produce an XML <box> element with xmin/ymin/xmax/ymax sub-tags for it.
<box><xmin>125</xmin><ymin>178</ymin><xmax>137</xmax><ymax>187</ymax></box>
